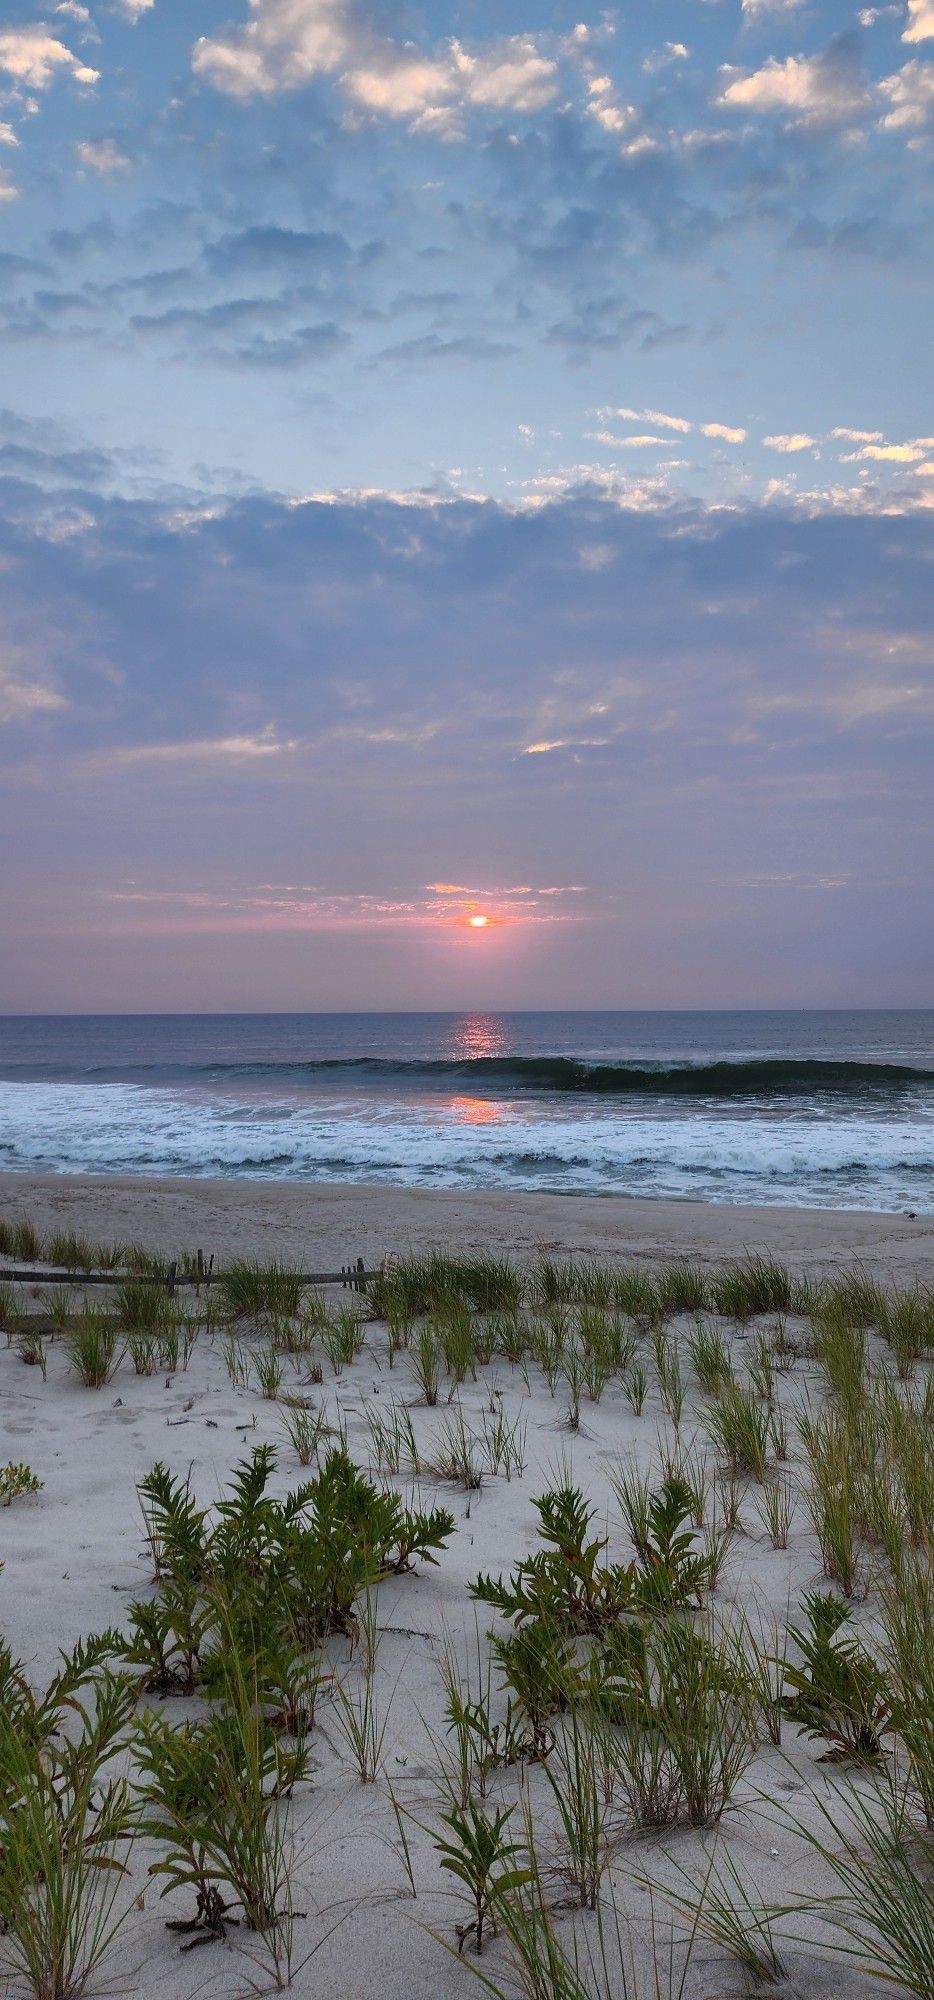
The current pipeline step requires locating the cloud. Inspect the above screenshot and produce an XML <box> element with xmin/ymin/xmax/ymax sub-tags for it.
<box><xmin>115</xmin><ymin>0</ymin><xmax>154</xmax><ymax>16</ymax></box>
<box><xmin>878</xmin><ymin>57</ymin><xmax>934</xmax><ymax>126</ymax></box>
<box><xmin>763</xmin><ymin>432</ymin><xmax>816</xmax><ymax>452</ymax></box>
<box><xmin>193</xmin><ymin>0</ymin><xmax>558</xmax><ymax>133</ymax></box>
<box><xmin>641</xmin><ymin>42</ymin><xmax>689</xmax><ymax>74</ymax></box>
<box><xmin>702</xmin><ymin>422</ymin><xmax>747</xmax><ymax>442</ymax></box>
<box><xmin>904</xmin><ymin>0</ymin><xmax>934</xmax><ymax>42</ymax></box>
<box><xmin>597</xmin><ymin>406</ymin><xmax>693</xmax><ymax>434</ymax></box>
<box><xmin>831</xmin><ymin>427</ymin><xmax>884</xmax><ymax>442</ymax></box>
<box><xmin>74</xmin><ymin>137</ymin><xmax>131</xmax><ymax>175</ymax></box>
<box><xmin>0</xmin><ymin>167</ymin><xmax>17</xmax><ymax>203</ymax></box>
<box><xmin>842</xmin><ymin>440</ymin><xmax>927</xmax><ymax>461</ymax></box>
<box><xmin>0</xmin><ymin>26</ymin><xmax>99</xmax><ymax>88</ymax></box>
<box><xmin>719</xmin><ymin>35</ymin><xmax>868</xmax><ymax>125</ymax></box>
<box><xmin>106</xmin><ymin>725</ymin><xmax>297</xmax><ymax>767</ymax></box>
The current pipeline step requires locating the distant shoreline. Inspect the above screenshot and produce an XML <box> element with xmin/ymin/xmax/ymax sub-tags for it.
<box><xmin>2</xmin><ymin>1170</ymin><xmax>931</xmax><ymax>1284</ymax></box>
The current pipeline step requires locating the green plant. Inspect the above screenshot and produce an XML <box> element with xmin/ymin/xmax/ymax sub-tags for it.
<box><xmin>706</xmin><ymin>1379</ymin><xmax>771</xmax><ymax>1480</ymax></box>
<box><xmin>688</xmin><ymin>1322</ymin><xmax>733</xmax><ymax>1397</ymax></box>
<box><xmin>782</xmin><ymin>1590</ymin><xmax>891</xmax><ymax>1759</ymax></box>
<box><xmin>253</xmin><ymin>1347</ymin><xmax>283</xmax><ymax>1399</ymax></box>
<box><xmin>0</xmin><ymin>1277</ymin><xmax>20</xmax><ymax>1338</ymax></box>
<box><xmin>332</xmin><ymin>1591</ymin><xmax>392</xmax><ymax>1781</ymax></box>
<box><xmin>222</xmin><ymin>1334</ymin><xmax>251</xmax><ymax>1387</ymax></box>
<box><xmin>492</xmin><ymin>1622</ymin><xmax>577</xmax><ymax>1761</ymax></box>
<box><xmin>136</xmin><ymin>1619</ymin><xmax>306</xmax><ymax>1980</ymax></box>
<box><xmin>0</xmin><ymin>1633</ymin><xmax>137</xmax><ymax>2000</ymax></box>
<box><xmin>881</xmin><ymin>1287</ymin><xmax>931</xmax><ymax>1379</ymax></box>
<box><xmin>10</xmin><ymin>1217</ymin><xmax>42</xmax><ymax>1262</ymax></box>
<box><xmin>66</xmin><ymin>1309</ymin><xmax>120</xmax><ymax>1388</ymax></box>
<box><xmin>599</xmin><ymin>1615</ymin><xmax>758</xmax><ymax>1828</ymax></box>
<box><xmin>438</xmin><ymin>1297</ymin><xmax>478</xmax><ymax>1386</ymax></box>
<box><xmin>710</xmin><ymin>1257</ymin><xmax>793</xmax><ymax>1322</ymax></box>
<box><xmin>436</xmin><ymin>1799</ymin><xmax>528</xmax><ymax>1955</ymax></box>
<box><xmin>473</xmin><ymin>1483</ymin><xmax>632</xmax><ymax>1635</ymax></box>
<box><xmin>127</xmin><ymin>1332</ymin><xmax>159</xmax><ymax>1376</ymax></box>
<box><xmin>427</xmin><ymin>1405</ymin><xmax>484</xmax><ymax>1489</ymax></box>
<box><xmin>656</xmin><ymin>1843</ymin><xmax>788</xmax><ymax>1986</ymax></box>
<box><xmin>0</xmin><ymin>1461</ymin><xmax>43</xmax><ymax>1505</ymax></box>
<box><xmin>480</xmin><ymin>1398</ymin><xmax>527</xmax><ymax>1479</ymax></box>
<box><xmin>623</xmin><ymin>1360</ymin><xmax>647</xmax><ymax>1415</ymax></box>
<box><xmin>544</xmin><ymin>1706</ymin><xmax>614</xmax><ymax>1909</ymax></box>
<box><xmin>114</xmin><ymin>1277</ymin><xmax>172</xmax><ymax>1333</ymax></box>
<box><xmin>279</xmin><ymin>1398</ymin><xmax>328</xmax><ymax>1467</ymax></box>
<box><xmin>16</xmin><ymin>1330</ymin><xmax>48</xmax><ymax>1377</ymax></box>
<box><xmin>408</xmin><ymin>1321</ymin><xmax>442</xmax><ymax>1405</ymax></box>
<box><xmin>217</xmin><ymin>1259</ymin><xmax>305</xmax><ymax>1324</ymax></box>
<box><xmin>756</xmin><ymin>1471</ymin><xmax>795</xmax><ymax>1549</ymax></box>
<box><xmin>799</xmin><ymin>1404</ymin><xmax>863</xmax><ymax>1595</ymax></box>
<box><xmin>45</xmin><ymin>1231</ymin><xmax>96</xmax><ymax>1273</ymax></box>
<box><xmin>775</xmin><ymin>1769</ymin><xmax>934</xmax><ymax>2000</ymax></box>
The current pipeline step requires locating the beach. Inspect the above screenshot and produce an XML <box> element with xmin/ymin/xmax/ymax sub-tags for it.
<box><xmin>2</xmin><ymin>1170</ymin><xmax>933</xmax><ymax>1997</ymax></box>
<box><xmin>2</xmin><ymin>1170</ymin><xmax>933</xmax><ymax>1282</ymax></box>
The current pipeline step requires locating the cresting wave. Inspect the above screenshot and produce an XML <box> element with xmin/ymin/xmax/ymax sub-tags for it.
<box><xmin>4</xmin><ymin>1055</ymin><xmax>934</xmax><ymax>1098</ymax></box>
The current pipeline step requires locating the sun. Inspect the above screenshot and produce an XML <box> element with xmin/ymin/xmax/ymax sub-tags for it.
<box><xmin>467</xmin><ymin>913</ymin><xmax>490</xmax><ymax>928</ymax></box>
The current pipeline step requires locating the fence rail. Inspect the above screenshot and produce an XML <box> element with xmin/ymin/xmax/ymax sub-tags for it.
<box><xmin>0</xmin><ymin>1256</ymin><xmax>373</xmax><ymax>1294</ymax></box>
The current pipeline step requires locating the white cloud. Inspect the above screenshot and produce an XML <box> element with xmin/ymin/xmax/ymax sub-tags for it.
<box><xmin>831</xmin><ymin>427</ymin><xmax>884</xmax><ymax>442</ymax></box>
<box><xmin>904</xmin><ymin>0</ymin><xmax>934</xmax><ymax>42</ymax></box>
<box><xmin>0</xmin><ymin>27</ymin><xmax>98</xmax><ymax>88</ymax></box>
<box><xmin>0</xmin><ymin>166</ymin><xmax>19</xmax><ymax>201</ymax></box>
<box><xmin>115</xmin><ymin>0</ymin><xmax>155</xmax><ymax>17</ymax></box>
<box><xmin>0</xmin><ymin>672</ymin><xmax>66</xmax><ymax>723</ymax></box>
<box><xmin>108</xmin><ymin>726</ymin><xmax>297</xmax><ymax>767</ymax></box>
<box><xmin>193</xmin><ymin>0</ymin><xmax>558</xmax><ymax>129</ymax></box>
<box><xmin>598</xmin><ymin>405</ymin><xmax>692</xmax><ymax>433</ymax></box>
<box><xmin>585</xmin><ymin>74</ymin><xmax>629</xmax><ymax>133</ymax></box>
<box><xmin>452</xmin><ymin>38</ymin><xmax>558</xmax><ymax>113</ymax></box>
<box><xmin>878</xmin><ymin>57</ymin><xmax>934</xmax><ymax>126</ymax></box>
<box><xmin>641</xmin><ymin>41</ymin><xmax>689</xmax><ymax>73</ymax></box>
<box><xmin>702</xmin><ymin>421</ymin><xmax>747</xmax><ymax>442</ymax></box>
<box><xmin>719</xmin><ymin>45</ymin><xmax>867</xmax><ymax>125</ymax></box>
<box><xmin>842</xmin><ymin>441</ymin><xmax>926</xmax><ymax>461</ymax></box>
<box><xmin>741</xmin><ymin>0</ymin><xmax>803</xmax><ymax>13</ymax></box>
<box><xmin>589</xmin><ymin>431</ymin><xmax>670</xmax><ymax>447</ymax></box>
<box><xmin>763</xmin><ymin>433</ymin><xmax>816</xmax><ymax>452</ymax></box>
<box><xmin>74</xmin><ymin>135</ymin><xmax>131</xmax><ymax>174</ymax></box>
<box><xmin>0</xmin><ymin>121</ymin><xmax>19</xmax><ymax>145</ymax></box>
<box><xmin>54</xmin><ymin>2</ymin><xmax>93</xmax><ymax>23</ymax></box>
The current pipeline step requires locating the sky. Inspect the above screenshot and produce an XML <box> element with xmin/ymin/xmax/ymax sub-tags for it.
<box><xmin>0</xmin><ymin>0</ymin><xmax>932</xmax><ymax>1012</ymax></box>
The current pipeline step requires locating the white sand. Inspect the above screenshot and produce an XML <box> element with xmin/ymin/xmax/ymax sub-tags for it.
<box><xmin>1</xmin><ymin>1175</ymin><xmax>927</xmax><ymax>1998</ymax></box>
<box><xmin>1</xmin><ymin>1170</ymin><xmax>933</xmax><ymax>1281</ymax></box>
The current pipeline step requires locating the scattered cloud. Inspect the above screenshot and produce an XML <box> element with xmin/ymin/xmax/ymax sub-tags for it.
<box><xmin>719</xmin><ymin>35</ymin><xmax>869</xmax><ymax>126</ymax></box>
<box><xmin>841</xmin><ymin>439</ymin><xmax>927</xmax><ymax>460</ymax></box>
<box><xmin>903</xmin><ymin>0</ymin><xmax>934</xmax><ymax>43</ymax></box>
<box><xmin>0</xmin><ymin>26</ymin><xmax>99</xmax><ymax>88</ymax></box>
<box><xmin>702</xmin><ymin>422</ymin><xmax>747</xmax><ymax>443</ymax></box>
<box><xmin>641</xmin><ymin>42</ymin><xmax>689</xmax><ymax>74</ymax></box>
<box><xmin>763</xmin><ymin>432</ymin><xmax>816</xmax><ymax>452</ymax></box>
<box><xmin>74</xmin><ymin>136</ymin><xmax>131</xmax><ymax>175</ymax></box>
<box><xmin>831</xmin><ymin>427</ymin><xmax>884</xmax><ymax>442</ymax></box>
<box><xmin>878</xmin><ymin>57</ymin><xmax>934</xmax><ymax>127</ymax></box>
<box><xmin>193</xmin><ymin>0</ymin><xmax>559</xmax><ymax>134</ymax></box>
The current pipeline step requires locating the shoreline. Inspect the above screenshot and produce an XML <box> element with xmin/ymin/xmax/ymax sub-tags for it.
<box><xmin>2</xmin><ymin>1169</ymin><xmax>932</xmax><ymax>1281</ymax></box>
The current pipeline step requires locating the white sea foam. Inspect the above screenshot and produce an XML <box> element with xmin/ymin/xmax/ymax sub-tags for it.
<box><xmin>0</xmin><ymin>1079</ymin><xmax>931</xmax><ymax>1209</ymax></box>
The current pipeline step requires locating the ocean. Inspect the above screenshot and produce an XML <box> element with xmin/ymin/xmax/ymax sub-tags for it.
<box><xmin>0</xmin><ymin>1011</ymin><xmax>932</xmax><ymax>1212</ymax></box>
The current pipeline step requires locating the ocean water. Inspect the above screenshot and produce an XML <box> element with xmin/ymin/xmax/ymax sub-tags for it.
<box><xmin>0</xmin><ymin>1012</ymin><xmax>932</xmax><ymax>1212</ymax></box>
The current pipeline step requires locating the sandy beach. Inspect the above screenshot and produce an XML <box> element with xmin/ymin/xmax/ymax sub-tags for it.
<box><xmin>2</xmin><ymin>1170</ymin><xmax>933</xmax><ymax>1282</ymax></box>
<box><xmin>3</xmin><ymin>1172</ymin><xmax>931</xmax><ymax>1997</ymax></box>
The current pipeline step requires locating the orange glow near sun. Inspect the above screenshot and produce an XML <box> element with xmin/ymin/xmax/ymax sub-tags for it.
<box><xmin>468</xmin><ymin>913</ymin><xmax>490</xmax><ymax>928</ymax></box>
